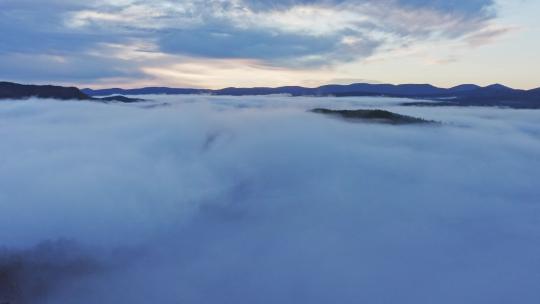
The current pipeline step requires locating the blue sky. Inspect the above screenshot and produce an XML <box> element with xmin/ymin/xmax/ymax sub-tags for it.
<box><xmin>1</xmin><ymin>0</ymin><xmax>539</xmax><ymax>89</ymax></box>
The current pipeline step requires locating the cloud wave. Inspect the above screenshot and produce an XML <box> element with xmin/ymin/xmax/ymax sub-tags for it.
<box><xmin>1</xmin><ymin>95</ymin><xmax>540</xmax><ymax>303</ymax></box>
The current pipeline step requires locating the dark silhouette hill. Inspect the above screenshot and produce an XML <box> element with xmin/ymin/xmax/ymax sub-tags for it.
<box><xmin>311</xmin><ymin>108</ymin><xmax>435</xmax><ymax>125</ymax></box>
<box><xmin>0</xmin><ymin>82</ymin><xmax>89</xmax><ymax>100</ymax></box>
<box><xmin>403</xmin><ymin>85</ymin><xmax>540</xmax><ymax>108</ymax></box>
<box><xmin>447</xmin><ymin>84</ymin><xmax>481</xmax><ymax>93</ymax></box>
<box><xmin>0</xmin><ymin>82</ymin><xmax>144</xmax><ymax>103</ymax></box>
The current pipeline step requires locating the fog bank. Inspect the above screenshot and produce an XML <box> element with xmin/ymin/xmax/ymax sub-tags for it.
<box><xmin>1</xmin><ymin>96</ymin><xmax>540</xmax><ymax>303</ymax></box>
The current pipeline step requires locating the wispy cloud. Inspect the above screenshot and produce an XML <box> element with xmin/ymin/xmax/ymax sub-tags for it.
<box><xmin>0</xmin><ymin>0</ymin><xmax>519</xmax><ymax>87</ymax></box>
<box><xmin>464</xmin><ymin>25</ymin><xmax>517</xmax><ymax>47</ymax></box>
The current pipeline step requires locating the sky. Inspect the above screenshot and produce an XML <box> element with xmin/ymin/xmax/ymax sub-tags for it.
<box><xmin>0</xmin><ymin>0</ymin><xmax>539</xmax><ymax>89</ymax></box>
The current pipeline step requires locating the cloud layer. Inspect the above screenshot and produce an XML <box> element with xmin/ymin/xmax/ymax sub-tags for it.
<box><xmin>1</xmin><ymin>95</ymin><xmax>540</xmax><ymax>303</ymax></box>
<box><xmin>0</xmin><ymin>0</ymin><xmax>503</xmax><ymax>86</ymax></box>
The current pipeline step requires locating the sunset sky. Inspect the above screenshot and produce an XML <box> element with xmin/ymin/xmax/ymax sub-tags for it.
<box><xmin>1</xmin><ymin>0</ymin><xmax>539</xmax><ymax>89</ymax></box>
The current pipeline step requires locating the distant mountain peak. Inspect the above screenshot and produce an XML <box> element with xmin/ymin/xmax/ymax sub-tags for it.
<box><xmin>448</xmin><ymin>84</ymin><xmax>481</xmax><ymax>92</ymax></box>
<box><xmin>484</xmin><ymin>83</ymin><xmax>513</xmax><ymax>90</ymax></box>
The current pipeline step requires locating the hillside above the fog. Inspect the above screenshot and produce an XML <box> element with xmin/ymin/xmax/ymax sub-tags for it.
<box><xmin>0</xmin><ymin>82</ymin><xmax>90</xmax><ymax>100</ymax></box>
<box><xmin>0</xmin><ymin>82</ymin><xmax>142</xmax><ymax>103</ymax></box>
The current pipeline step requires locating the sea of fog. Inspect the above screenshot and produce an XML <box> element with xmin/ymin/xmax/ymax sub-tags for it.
<box><xmin>1</xmin><ymin>95</ymin><xmax>539</xmax><ymax>303</ymax></box>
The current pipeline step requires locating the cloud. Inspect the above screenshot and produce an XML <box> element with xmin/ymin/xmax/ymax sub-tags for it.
<box><xmin>1</xmin><ymin>96</ymin><xmax>540</xmax><ymax>303</ymax></box>
<box><xmin>0</xmin><ymin>0</ymin><xmax>503</xmax><ymax>85</ymax></box>
<box><xmin>0</xmin><ymin>51</ymin><xmax>146</xmax><ymax>84</ymax></box>
<box><xmin>464</xmin><ymin>25</ymin><xmax>517</xmax><ymax>47</ymax></box>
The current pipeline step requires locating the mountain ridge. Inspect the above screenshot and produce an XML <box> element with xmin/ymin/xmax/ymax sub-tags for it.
<box><xmin>1</xmin><ymin>81</ymin><xmax>538</xmax><ymax>108</ymax></box>
<box><xmin>1</xmin><ymin>81</ymin><xmax>90</xmax><ymax>100</ymax></box>
<box><xmin>0</xmin><ymin>82</ymin><xmax>142</xmax><ymax>103</ymax></box>
<box><xmin>83</xmin><ymin>83</ymin><xmax>454</xmax><ymax>97</ymax></box>
<box><xmin>80</xmin><ymin>82</ymin><xmax>540</xmax><ymax>108</ymax></box>
<box><xmin>82</xmin><ymin>82</ymin><xmax>535</xmax><ymax>97</ymax></box>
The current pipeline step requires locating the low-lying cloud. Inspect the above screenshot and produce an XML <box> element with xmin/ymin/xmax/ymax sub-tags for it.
<box><xmin>1</xmin><ymin>95</ymin><xmax>540</xmax><ymax>303</ymax></box>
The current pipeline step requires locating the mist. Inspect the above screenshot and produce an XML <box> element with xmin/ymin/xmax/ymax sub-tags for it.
<box><xmin>1</xmin><ymin>95</ymin><xmax>539</xmax><ymax>303</ymax></box>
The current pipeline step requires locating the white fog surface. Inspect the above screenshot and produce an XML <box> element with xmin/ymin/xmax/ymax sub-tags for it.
<box><xmin>1</xmin><ymin>95</ymin><xmax>539</xmax><ymax>303</ymax></box>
